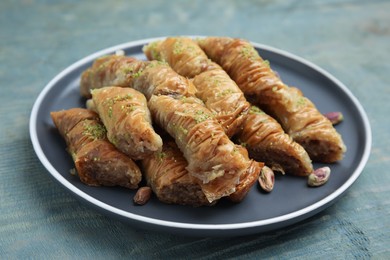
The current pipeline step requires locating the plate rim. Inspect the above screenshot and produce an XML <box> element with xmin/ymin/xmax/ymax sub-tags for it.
<box><xmin>29</xmin><ymin>36</ymin><xmax>372</xmax><ymax>233</ymax></box>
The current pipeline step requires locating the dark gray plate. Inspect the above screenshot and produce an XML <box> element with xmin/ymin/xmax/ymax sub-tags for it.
<box><xmin>29</xmin><ymin>37</ymin><xmax>371</xmax><ymax>237</ymax></box>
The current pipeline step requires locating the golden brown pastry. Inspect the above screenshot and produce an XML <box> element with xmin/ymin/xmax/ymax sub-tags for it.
<box><xmin>142</xmin><ymin>139</ymin><xmax>212</xmax><ymax>207</ymax></box>
<box><xmin>81</xmin><ymin>54</ymin><xmax>260</xmax><ymax>202</ymax></box>
<box><xmin>50</xmin><ymin>108</ymin><xmax>142</xmax><ymax>189</ymax></box>
<box><xmin>228</xmin><ymin>146</ymin><xmax>263</xmax><ymax>203</ymax></box>
<box><xmin>198</xmin><ymin>37</ymin><xmax>346</xmax><ymax>163</ymax></box>
<box><xmin>143</xmin><ymin>37</ymin><xmax>220</xmax><ymax>78</ymax></box>
<box><xmin>143</xmin><ymin>136</ymin><xmax>262</xmax><ymax>206</ymax></box>
<box><xmin>192</xmin><ymin>69</ymin><xmax>250</xmax><ymax>138</ymax></box>
<box><xmin>144</xmin><ymin>37</ymin><xmax>248</xmax><ymax>137</ymax></box>
<box><xmin>237</xmin><ymin>106</ymin><xmax>313</xmax><ymax>176</ymax></box>
<box><xmin>131</xmin><ymin>60</ymin><xmax>197</xmax><ymax>100</ymax></box>
<box><xmin>80</xmin><ymin>55</ymin><xmax>196</xmax><ymax>100</ymax></box>
<box><xmin>91</xmin><ymin>86</ymin><xmax>162</xmax><ymax>160</ymax></box>
<box><xmin>80</xmin><ymin>55</ymin><xmax>146</xmax><ymax>98</ymax></box>
<box><xmin>144</xmin><ymin>37</ymin><xmax>312</xmax><ymax>175</ymax></box>
<box><xmin>148</xmin><ymin>94</ymin><xmax>253</xmax><ymax>202</ymax></box>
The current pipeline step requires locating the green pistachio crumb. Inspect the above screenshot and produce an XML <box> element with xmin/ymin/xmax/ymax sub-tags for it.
<box><xmin>83</xmin><ymin>123</ymin><xmax>107</xmax><ymax>140</ymax></box>
<box><xmin>132</xmin><ymin>70</ymin><xmax>143</xmax><ymax>78</ymax></box>
<box><xmin>240</xmin><ymin>45</ymin><xmax>259</xmax><ymax>60</ymax></box>
<box><xmin>173</xmin><ymin>40</ymin><xmax>184</xmax><ymax>55</ymax></box>
<box><xmin>249</xmin><ymin>106</ymin><xmax>265</xmax><ymax>115</ymax></box>
<box><xmin>297</xmin><ymin>97</ymin><xmax>306</xmax><ymax>106</ymax></box>
<box><xmin>178</xmin><ymin>126</ymin><xmax>188</xmax><ymax>135</ymax></box>
<box><xmin>194</xmin><ymin>110</ymin><xmax>211</xmax><ymax>123</ymax></box>
<box><xmin>217</xmin><ymin>89</ymin><xmax>235</xmax><ymax>97</ymax></box>
<box><xmin>157</xmin><ymin>152</ymin><xmax>166</xmax><ymax>162</ymax></box>
<box><xmin>108</xmin><ymin>106</ymin><xmax>113</xmax><ymax>118</ymax></box>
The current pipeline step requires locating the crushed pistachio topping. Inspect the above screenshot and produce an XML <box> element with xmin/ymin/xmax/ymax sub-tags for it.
<box><xmin>147</xmin><ymin>60</ymin><xmax>168</xmax><ymax>69</ymax></box>
<box><xmin>297</xmin><ymin>97</ymin><xmax>306</xmax><ymax>106</ymax></box>
<box><xmin>213</xmin><ymin>78</ymin><xmax>222</xmax><ymax>87</ymax></box>
<box><xmin>108</xmin><ymin>106</ymin><xmax>113</xmax><ymax>118</ymax></box>
<box><xmin>152</xmin><ymin>49</ymin><xmax>162</xmax><ymax>61</ymax></box>
<box><xmin>144</xmin><ymin>41</ymin><xmax>162</xmax><ymax>60</ymax></box>
<box><xmin>104</xmin><ymin>94</ymin><xmax>133</xmax><ymax>106</ymax></box>
<box><xmin>249</xmin><ymin>106</ymin><xmax>265</xmax><ymax>115</ymax></box>
<box><xmin>194</xmin><ymin>110</ymin><xmax>211</xmax><ymax>123</ymax></box>
<box><xmin>122</xmin><ymin>66</ymin><xmax>144</xmax><ymax>78</ymax></box>
<box><xmin>240</xmin><ymin>45</ymin><xmax>259</xmax><ymax>60</ymax></box>
<box><xmin>173</xmin><ymin>40</ymin><xmax>184</xmax><ymax>55</ymax></box>
<box><xmin>156</xmin><ymin>151</ymin><xmax>167</xmax><ymax>162</ymax></box>
<box><xmin>83</xmin><ymin>122</ymin><xmax>107</xmax><ymax>140</ymax></box>
<box><xmin>120</xmin><ymin>104</ymin><xmax>136</xmax><ymax>114</ymax></box>
<box><xmin>132</xmin><ymin>70</ymin><xmax>143</xmax><ymax>78</ymax></box>
<box><xmin>122</xmin><ymin>67</ymin><xmax>134</xmax><ymax>74</ymax></box>
<box><xmin>216</xmin><ymin>88</ymin><xmax>235</xmax><ymax>97</ymax></box>
<box><xmin>178</xmin><ymin>125</ymin><xmax>188</xmax><ymax>135</ymax></box>
<box><xmin>263</xmin><ymin>60</ymin><xmax>270</xmax><ymax>67</ymax></box>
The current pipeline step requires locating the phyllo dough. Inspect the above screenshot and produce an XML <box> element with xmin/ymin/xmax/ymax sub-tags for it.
<box><xmin>80</xmin><ymin>55</ymin><xmax>196</xmax><ymax>100</ymax></box>
<box><xmin>198</xmin><ymin>37</ymin><xmax>346</xmax><ymax>163</ymax></box>
<box><xmin>50</xmin><ymin>108</ymin><xmax>142</xmax><ymax>188</ymax></box>
<box><xmin>80</xmin><ymin>55</ymin><xmax>146</xmax><ymax>98</ymax></box>
<box><xmin>142</xmin><ymin>139</ymin><xmax>212</xmax><ymax>207</ymax></box>
<box><xmin>237</xmin><ymin>106</ymin><xmax>313</xmax><ymax>176</ymax></box>
<box><xmin>144</xmin><ymin>37</ymin><xmax>249</xmax><ymax>137</ymax></box>
<box><xmin>228</xmin><ymin>146</ymin><xmax>263</xmax><ymax>203</ymax></box>
<box><xmin>143</xmin><ymin>37</ymin><xmax>220</xmax><ymax>78</ymax></box>
<box><xmin>148</xmin><ymin>94</ymin><xmax>253</xmax><ymax>202</ymax></box>
<box><xmin>143</xmin><ymin>137</ymin><xmax>261</xmax><ymax>206</ymax></box>
<box><xmin>91</xmin><ymin>86</ymin><xmax>162</xmax><ymax>160</ymax></box>
<box><xmin>131</xmin><ymin>60</ymin><xmax>197</xmax><ymax>100</ymax></box>
<box><xmin>192</xmin><ymin>69</ymin><xmax>250</xmax><ymax>138</ymax></box>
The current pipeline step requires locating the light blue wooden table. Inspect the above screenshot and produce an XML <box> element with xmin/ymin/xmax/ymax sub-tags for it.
<box><xmin>1</xmin><ymin>0</ymin><xmax>389</xmax><ymax>258</ymax></box>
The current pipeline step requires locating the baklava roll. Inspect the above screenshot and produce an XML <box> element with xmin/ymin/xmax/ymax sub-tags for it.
<box><xmin>143</xmin><ymin>37</ymin><xmax>220</xmax><ymax>78</ymax></box>
<box><xmin>148</xmin><ymin>94</ymin><xmax>252</xmax><ymax>202</ymax></box>
<box><xmin>80</xmin><ymin>55</ymin><xmax>196</xmax><ymax>100</ymax></box>
<box><xmin>80</xmin><ymin>55</ymin><xmax>146</xmax><ymax>98</ymax></box>
<box><xmin>51</xmin><ymin>108</ymin><xmax>142</xmax><ymax>189</ymax></box>
<box><xmin>91</xmin><ymin>86</ymin><xmax>162</xmax><ymax>160</ymax></box>
<box><xmin>142</xmin><ymin>139</ymin><xmax>212</xmax><ymax>207</ymax></box>
<box><xmin>237</xmin><ymin>106</ymin><xmax>313</xmax><ymax>176</ymax></box>
<box><xmin>192</xmin><ymin>69</ymin><xmax>250</xmax><ymax>138</ymax></box>
<box><xmin>198</xmin><ymin>37</ymin><xmax>346</xmax><ymax>163</ymax></box>
<box><xmin>131</xmin><ymin>60</ymin><xmax>197</xmax><ymax>100</ymax></box>
<box><xmin>144</xmin><ymin>37</ymin><xmax>249</xmax><ymax>137</ymax></box>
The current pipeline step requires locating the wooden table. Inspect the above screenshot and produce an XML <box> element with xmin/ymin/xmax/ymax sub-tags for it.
<box><xmin>1</xmin><ymin>0</ymin><xmax>389</xmax><ymax>258</ymax></box>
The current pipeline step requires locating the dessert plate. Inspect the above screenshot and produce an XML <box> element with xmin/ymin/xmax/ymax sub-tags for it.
<box><xmin>30</xmin><ymin>37</ymin><xmax>371</xmax><ymax>236</ymax></box>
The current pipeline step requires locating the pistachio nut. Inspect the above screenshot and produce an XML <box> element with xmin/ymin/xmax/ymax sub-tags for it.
<box><xmin>308</xmin><ymin>166</ymin><xmax>331</xmax><ymax>187</ymax></box>
<box><xmin>324</xmin><ymin>112</ymin><xmax>344</xmax><ymax>125</ymax></box>
<box><xmin>133</xmin><ymin>186</ymin><xmax>152</xmax><ymax>205</ymax></box>
<box><xmin>258</xmin><ymin>166</ymin><xmax>275</xmax><ymax>192</ymax></box>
